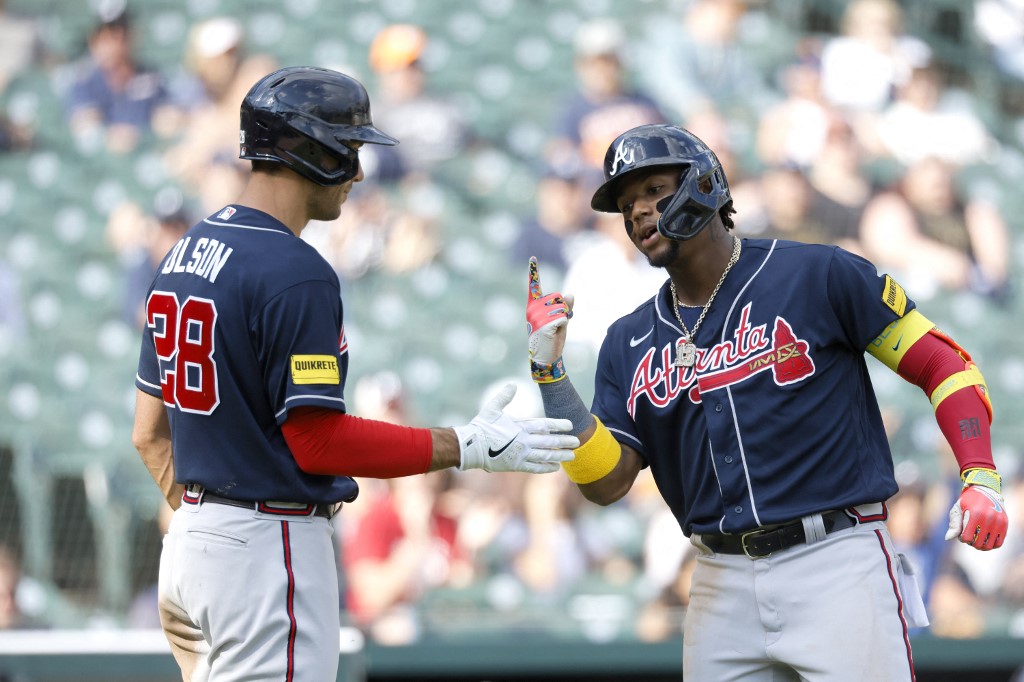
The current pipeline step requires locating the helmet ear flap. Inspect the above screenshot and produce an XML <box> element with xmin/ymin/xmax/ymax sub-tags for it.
<box><xmin>656</xmin><ymin>162</ymin><xmax>728</xmax><ymax>241</ymax></box>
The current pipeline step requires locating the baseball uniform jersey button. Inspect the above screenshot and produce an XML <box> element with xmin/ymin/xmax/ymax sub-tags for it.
<box><xmin>734</xmin><ymin>506</ymin><xmax>743</xmax><ymax>513</ymax></box>
<box><xmin>715</xmin><ymin>403</ymin><xmax>723</xmax><ymax>412</ymax></box>
<box><xmin>724</xmin><ymin>455</ymin><xmax>733</xmax><ymax>463</ymax></box>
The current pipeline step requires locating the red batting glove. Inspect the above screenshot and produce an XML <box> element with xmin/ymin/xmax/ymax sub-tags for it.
<box><xmin>945</xmin><ymin>484</ymin><xmax>1008</xmax><ymax>550</ymax></box>
<box><xmin>526</xmin><ymin>257</ymin><xmax>573</xmax><ymax>383</ymax></box>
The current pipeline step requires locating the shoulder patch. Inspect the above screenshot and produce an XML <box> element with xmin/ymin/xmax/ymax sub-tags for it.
<box><xmin>290</xmin><ymin>355</ymin><xmax>340</xmax><ymax>385</ymax></box>
<box><xmin>882</xmin><ymin>275</ymin><xmax>907</xmax><ymax>316</ymax></box>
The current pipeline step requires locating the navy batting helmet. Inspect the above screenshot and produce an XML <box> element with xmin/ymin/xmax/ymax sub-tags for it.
<box><xmin>591</xmin><ymin>124</ymin><xmax>731</xmax><ymax>241</ymax></box>
<box><xmin>239</xmin><ymin>66</ymin><xmax>398</xmax><ymax>186</ymax></box>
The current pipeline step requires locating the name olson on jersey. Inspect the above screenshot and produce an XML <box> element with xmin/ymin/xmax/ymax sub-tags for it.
<box><xmin>162</xmin><ymin>237</ymin><xmax>234</xmax><ymax>283</ymax></box>
<box><xmin>626</xmin><ymin>303</ymin><xmax>816</xmax><ymax>417</ymax></box>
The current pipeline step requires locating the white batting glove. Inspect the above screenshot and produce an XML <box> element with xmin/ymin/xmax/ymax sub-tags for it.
<box><xmin>454</xmin><ymin>383</ymin><xmax>578</xmax><ymax>474</ymax></box>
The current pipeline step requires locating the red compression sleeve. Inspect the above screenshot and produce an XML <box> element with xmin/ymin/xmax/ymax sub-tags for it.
<box><xmin>896</xmin><ymin>332</ymin><xmax>994</xmax><ymax>474</ymax></box>
<box><xmin>282</xmin><ymin>407</ymin><xmax>432</xmax><ymax>478</ymax></box>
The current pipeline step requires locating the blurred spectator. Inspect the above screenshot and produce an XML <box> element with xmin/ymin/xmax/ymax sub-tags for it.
<box><xmin>368</xmin><ymin>23</ymin><xmax>471</xmax><ymax>177</ymax></box>
<box><xmin>746</xmin><ymin>163</ymin><xmax>863</xmax><ymax>253</ymax></box>
<box><xmin>859</xmin><ymin>156</ymin><xmax>1012</xmax><ymax>302</ymax></box>
<box><xmin>305</xmin><ymin>183</ymin><xmax>441</xmax><ymax>282</ymax></box>
<box><xmin>819</xmin><ymin>0</ymin><xmax>932</xmax><ymax>115</ymax></box>
<box><xmin>546</xmin><ymin>18</ymin><xmax>666</xmax><ymax>184</ymax></box>
<box><xmin>105</xmin><ymin>189</ymin><xmax>192</xmax><ymax>329</ymax></box>
<box><xmin>885</xmin><ymin>465</ymin><xmax>951</xmax><ymax>609</ymax></box>
<box><xmin>0</xmin><ymin>0</ymin><xmax>43</xmax><ymax>151</ymax></box>
<box><xmin>974</xmin><ymin>0</ymin><xmax>1024</xmax><ymax>82</ymax></box>
<box><xmin>636</xmin><ymin>0</ymin><xmax>779</xmax><ymax>128</ymax></box>
<box><xmin>804</xmin><ymin>117</ymin><xmax>874</xmax><ymax>256</ymax></box>
<box><xmin>63</xmin><ymin>1</ymin><xmax>175</xmax><ymax>154</ymax></box>
<box><xmin>869</xmin><ymin>62</ymin><xmax>999</xmax><ymax>167</ymax></box>
<box><xmin>744</xmin><ymin>164</ymin><xmax>831</xmax><ymax>245</ymax></box>
<box><xmin>162</xmin><ymin>17</ymin><xmax>277</xmax><ymax>211</ymax></box>
<box><xmin>342</xmin><ymin>470</ymin><xmax>472</xmax><ymax>644</ymax></box>
<box><xmin>561</xmin><ymin>212</ymin><xmax>668</xmax><ymax>358</ymax></box>
<box><xmin>756</xmin><ymin>41</ymin><xmax>834</xmax><ymax>169</ymax></box>
<box><xmin>635</xmin><ymin>507</ymin><xmax>697</xmax><ymax>642</ymax></box>
<box><xmin>510</xmin><ymin>161</ymin><xmax>594</xmax><ymax>276</ymax></box>
<box><xmin>0</xmin><ymin>0</ymin><xmax>41</xmax><ymax>97</ymax></box>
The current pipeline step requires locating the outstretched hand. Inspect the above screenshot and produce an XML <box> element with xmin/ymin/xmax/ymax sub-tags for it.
<box><xmin>454</xmin><ymin>382</ymin><xmax>578</xmax><ymax>473</ymax></box>
<box><xmin>527</xmin><ymin>257</ymin><xmax>573</xmax><ymax>382</ymax></box>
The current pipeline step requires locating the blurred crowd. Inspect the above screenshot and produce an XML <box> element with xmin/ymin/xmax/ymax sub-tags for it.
<box><xmin>0</xmin><ymin>0</ymin><xmax>1022</xmax><ymax>647</ymax></box>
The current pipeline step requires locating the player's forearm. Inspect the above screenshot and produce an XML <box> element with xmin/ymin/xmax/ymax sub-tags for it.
<box><xmin>868</xmin><ymin>312</ymin><xmax>995</xmax><ymax>473</ymax></box>
<box><xmin>132</xmin><ymin>389</ymin><xmax>183</xmax><ymax>509</ymax></box>
<box><xmin>283</xmin><ymin>407</ymin><xmax>433</xmax><ymax>477</ymax></box>
<box><xmin>427</xmin><ymin>428</ymin><xmax>462</xmax><ymax>471</ymax></box>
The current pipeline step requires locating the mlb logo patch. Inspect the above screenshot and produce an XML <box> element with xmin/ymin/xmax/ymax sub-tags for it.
<box><xmin>217</xmin><ymin>207</ymin><xmax>237</xmax><ymax>220</ymax></box>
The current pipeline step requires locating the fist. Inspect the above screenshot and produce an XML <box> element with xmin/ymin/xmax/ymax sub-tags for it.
<box><xmin>945</xmin><ymin>485</ymin><xmax>1008</xmax><ymax>550</ymax></box>
<box><xmin>527</xmin><ymin>257</ymin><xmax>573</xmax><ymax>371</ymax></box>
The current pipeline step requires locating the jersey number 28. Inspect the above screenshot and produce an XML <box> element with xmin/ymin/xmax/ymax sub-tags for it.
<box><xmin>146</xmin><ymin>291</ymin><xmax>220</xmax><ymax>414</ymax></box>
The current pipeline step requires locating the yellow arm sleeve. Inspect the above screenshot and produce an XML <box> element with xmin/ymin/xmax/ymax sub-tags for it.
<box><xmin>562</xmin><ymin>417</ymin><xmax>621</xmax><ymax>484</ymax></box>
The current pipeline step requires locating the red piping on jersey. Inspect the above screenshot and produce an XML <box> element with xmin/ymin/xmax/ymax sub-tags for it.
<box><xmin>281</xmin><ymin>521</ymin><xmax>297</xmax><ymax>682</ymax></box>
<box><xmin>283</xmin><ymin>407</ymin><xmax>432</xmax><ymax>478</ymax></box>
<box><xmin>874</xmin><ymin>529</ymin><xmax>916</xmax><ymax>682</ymax></box>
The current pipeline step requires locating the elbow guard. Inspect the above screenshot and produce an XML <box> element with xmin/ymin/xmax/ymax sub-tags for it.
<box><xmin>867</xmin><ymin>310</ymin><xmax>993</xmax><ymax>423</ymax></box>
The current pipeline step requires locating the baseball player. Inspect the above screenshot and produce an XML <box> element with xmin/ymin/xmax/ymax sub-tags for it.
<box><xmin>526</xmin><ymin>123</ymin><xmax>1008</xmax><ymax>681</ymax></box>
<box><xmin>131</xmin><ymin>66</ymin><xmax>577</xmax><ymax>682</ymax></box>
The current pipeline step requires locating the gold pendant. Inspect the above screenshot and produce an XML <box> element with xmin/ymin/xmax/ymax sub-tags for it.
<box><xmin>673</xmin><ymin>339</ymin><xmax>697</xmax><ymax>368</ymax></box>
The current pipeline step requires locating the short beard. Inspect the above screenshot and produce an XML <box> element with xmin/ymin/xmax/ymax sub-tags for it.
<box><xmin>646</xmin><ymin>238</ymin><xmax>680</xmax><ymax>269</ymax></box>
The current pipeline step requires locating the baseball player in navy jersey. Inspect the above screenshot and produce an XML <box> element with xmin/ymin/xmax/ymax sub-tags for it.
<box><xmin>526</xmin><ymin>124</ymin><xmax>1008</xmax><ymax>681</ymax></box>
<box><xmin>131</xmin><ymin>66</ymin><xmax>577</xmax><ymax>682</ymax></box>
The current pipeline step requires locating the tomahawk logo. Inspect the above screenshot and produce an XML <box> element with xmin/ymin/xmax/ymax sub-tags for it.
<box><xmin>626</xmin><ymin>304</ymin><xmax>815</xmax><ymax>416</ymax></box>
<box><xmin>610</xmin><ymin>140</ymin><xmax>635</xmax><ymax>175</ymax></box>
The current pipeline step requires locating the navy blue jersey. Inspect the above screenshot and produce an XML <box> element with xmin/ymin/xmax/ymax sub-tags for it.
<box><xmin>135</xmin><ymin>205</ymin><xmax>358</xmax><ymax>504</ymax></box>
<box><xmin>593</xmin><ymin>239</ymin><xmax>913</xmax><ymax>535</ymax></box>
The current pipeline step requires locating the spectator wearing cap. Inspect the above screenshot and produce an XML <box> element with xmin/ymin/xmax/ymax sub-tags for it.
<box><xmin>162</xmin><ymin>17</ymin><xmax>278</xmax><ymax>211</ymax></box>
<box><xmin>106</xmin><ymin>192</ymin><xmax>193</xmax><ymax>329</ymax></box>
<box><xmin>367</xmin><ymin>23</ymin><xmax>472</xmax><ymax>176</ymax></box>
<box><xmin>510</xmin><ymin>161</ymin><xmax>594</xmax><ymax>276</ymax></box>
<box><xmin>63</xmin><ymin>1</ymin><xmax>175</xmax><ymax>154</ymax></box>
<box><xmin>545</xmin><ymin>18</ymin><xmax>667</xmax><ymax>189</ymax></box>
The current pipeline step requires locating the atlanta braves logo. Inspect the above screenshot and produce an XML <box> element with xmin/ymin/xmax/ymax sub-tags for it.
<box><xmin>626</xmin><ymin>305</ymin><xmax>815</xmax><ymax>417</ymax></box>
<box><xmin>609</xmin><ymin>140</ymin><xmax>635</xmax><ymax>176</ymax></box>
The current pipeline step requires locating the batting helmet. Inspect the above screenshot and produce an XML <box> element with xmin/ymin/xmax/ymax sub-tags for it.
<box><xmin>239</xmin><ymin>66</ymin><xmax>398</xmax><ymax>186</ymax></box>
<box><xmin>590</xmin><ymin>124</ymin><xmax>731</xmax><ymax>241</ymax></box>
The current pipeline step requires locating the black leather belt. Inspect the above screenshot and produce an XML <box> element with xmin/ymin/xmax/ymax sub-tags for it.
<box><xmin>700</xmin><ymin>510</ymin><xmax>856</xmax><ymax>559</ymax></box>
<box><xmin>183</xmin><ymin>486</ymin><xmax>338</xmax><ymax>520</ymax></box>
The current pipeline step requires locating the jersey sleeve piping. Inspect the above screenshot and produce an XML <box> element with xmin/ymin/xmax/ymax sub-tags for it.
<box><xmin>135</xmin><ymin>374</ymin><xmax>162</xmax><ymax>396</ymax></box>
<box><xmin>276</xmin><ymin>394</ymin><xmax>347</xmax><ymax>420</ymax></box>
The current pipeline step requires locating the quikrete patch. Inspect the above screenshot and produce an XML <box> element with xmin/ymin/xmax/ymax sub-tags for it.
<box><xmin>881</xmin><ymin>275</ymin><xmax>907</xmax><ymax>317</ymax></box>
<box><xmin>290</xmin><ymin>355</ymin><xmax>340</xmax><ymax>384</ymax></box>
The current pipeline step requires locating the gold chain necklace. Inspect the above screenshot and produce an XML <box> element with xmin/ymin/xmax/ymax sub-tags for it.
<box><xmin>670</xmin><ymin>237</ymin><xmax>741</xmax><ymax>368</ymax></box>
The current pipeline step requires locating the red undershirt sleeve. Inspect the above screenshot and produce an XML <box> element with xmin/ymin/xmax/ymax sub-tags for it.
<box><xmin>282</xmin><ymin>406</ymin><xmax>433</xmax><ymax>478</ymax></box>
<box><xmin>895</xmin><ymin>332</ymin><xmax>995</xmax><ymax>474</ymax></box>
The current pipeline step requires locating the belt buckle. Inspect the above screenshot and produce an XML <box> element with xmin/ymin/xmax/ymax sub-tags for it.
<box><xmin>741</xmin><ymin>528</ymin><xmax>771</xmax><ymax>559</ymax></box>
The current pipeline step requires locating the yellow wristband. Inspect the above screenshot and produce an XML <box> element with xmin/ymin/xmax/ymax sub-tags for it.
<box><xmin>562</xmin><ymin>417</ymin><xmax>621</xmax><ymax>484</ymax></box>
<box><xmin>962</xmin><ymin>468</ymin><xmax>1001</xmax><ymax>494</ymax></box>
